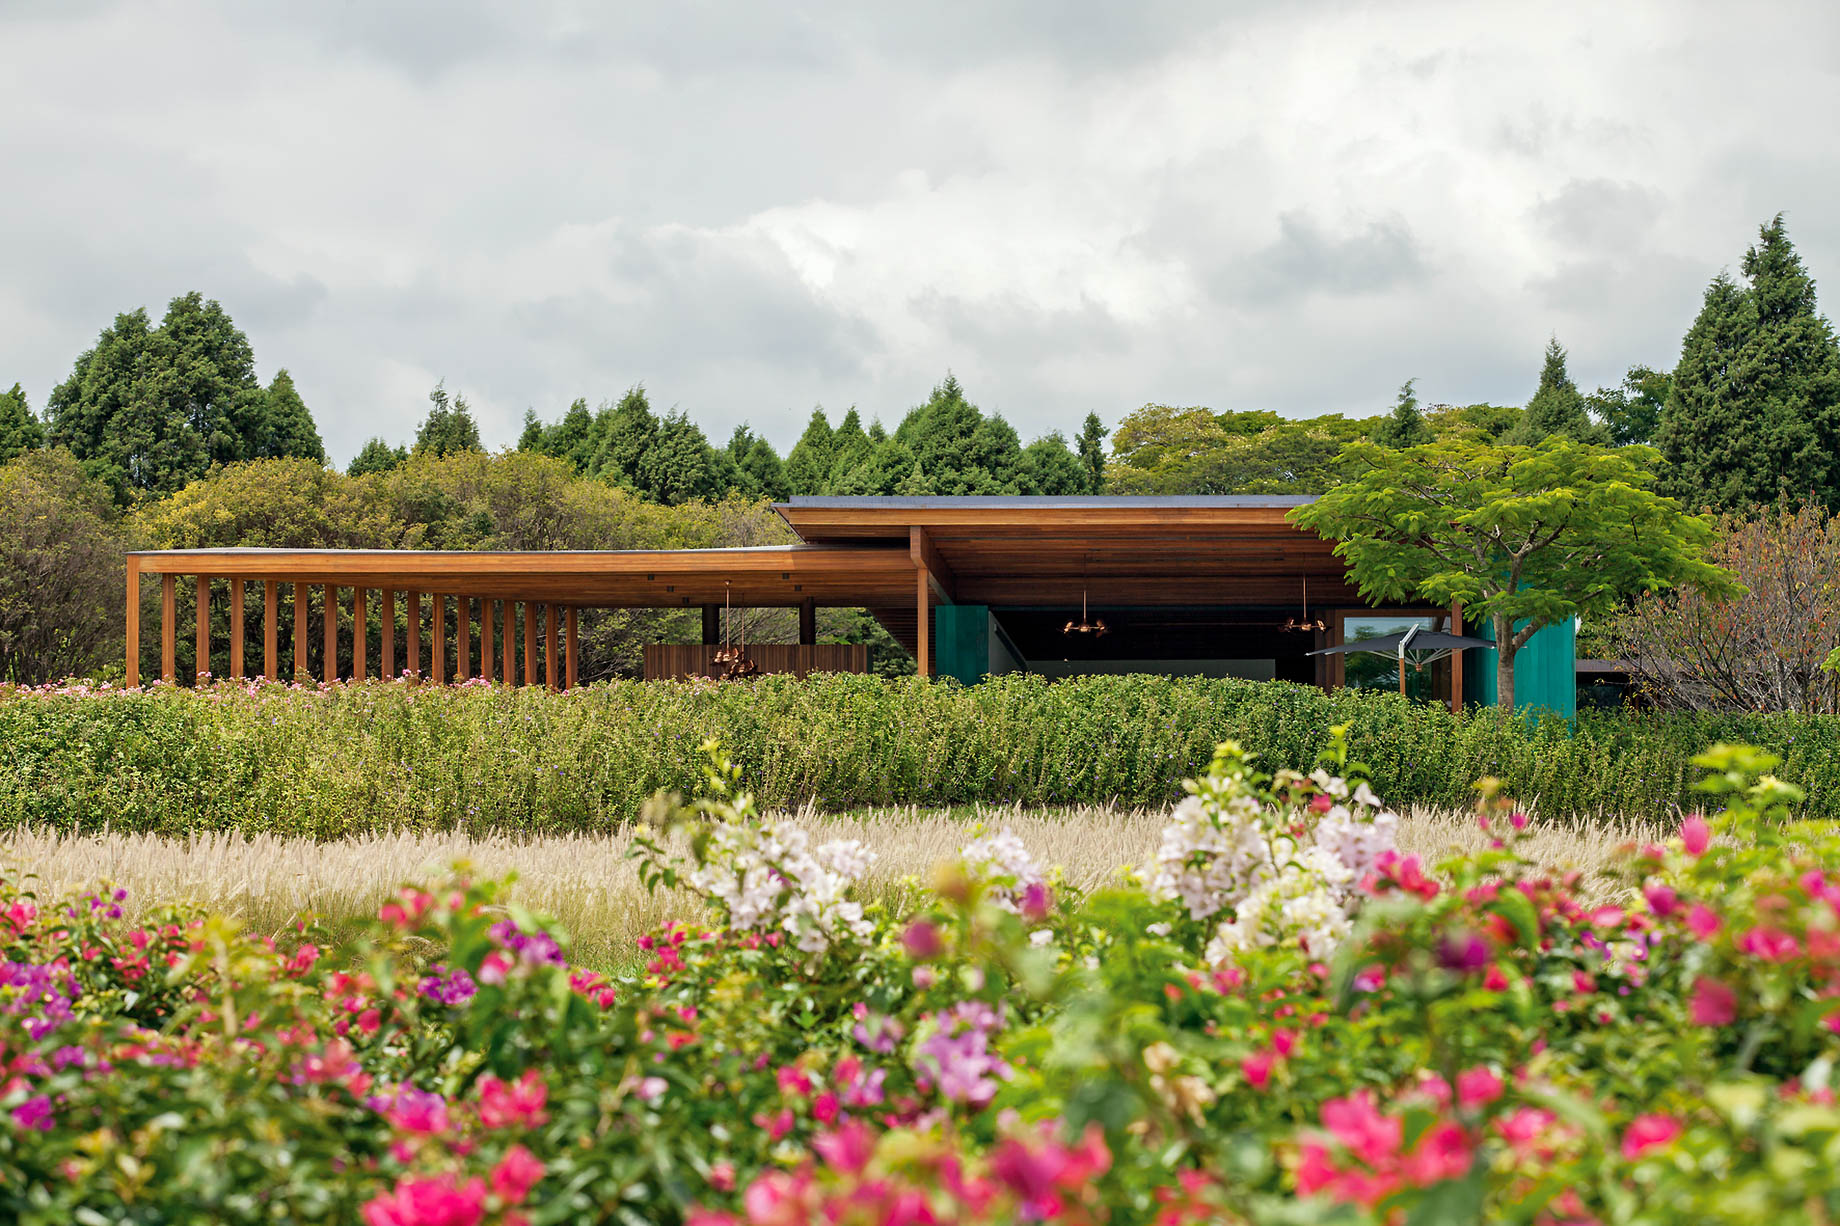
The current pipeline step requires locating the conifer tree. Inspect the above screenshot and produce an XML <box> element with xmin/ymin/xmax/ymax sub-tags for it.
<box><xmin>1659</xmin><ymin>216</ymin><xmax>1840</xmax><ymax>511</ymax></box>
<box><xmin>828</xmin><ymin>408</ymin><xmax>873</xmax><ymax>487</ymax></box>
<box><xmin>412</xmin><ymin>382</ymin><xmax>483</xmax><ymax>457</ymax></box>
<box><xmin>1506</xmin><ymin>340</ymin><xmax>1608</xmax><ymax>446</ymax></box>
<box><xmin>1372</xmin><ymin>378</ymin><xmax>1435</xmax><ymax>448</ymax></box>
<box><xmin>784</xmin><ymin>408</ymin><xmax>836</xmax><ymax>495</ymax></box>
<box><xmin>1076</xmin><ymin>412</ymin><xmax>1107</xmax><ymax>492</ymax></box>
<box><xmin>0</xmin><ymin>383</ymin><xmax>43</xmax><ymax>463</ymax></box>
<box><xmin>348</xmin><ymin>437</ymin><xmax>408</xmax><ymax>476</ymax></box>
<box><xmin>261</xmin><ymin>369</ymin><xmax>326</xmax><ymax>464</ymax></box>
<box><xmin>591</xmin><ymin>386</ymin><xmax>660</xmax><ymax>490</ymax></box>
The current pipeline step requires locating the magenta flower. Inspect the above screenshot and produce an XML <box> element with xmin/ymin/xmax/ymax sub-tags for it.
<box><xmin>1690</xmin><ymin>976</ymin><xmax>1737</xmax><ymax>1027</ymax></box>
<box><xmin>10</xmin><ymin>1095</ymin><xmax>53</xmax><ymax>1132</ymax></box>
<box><xmin>1681</xmin><ymin>815</ymin><xmax>1711</xmax><ymax>858</ymax></box>
<box><xmin>360</xmin><ymin>1174</ymin><xmax>486</xmax><ymax>1226</ymax></box>
<box><xmin>1621</xmin><ymin>1114</ymin><xmax>1682</xmax><ymax>1160</ymax></box>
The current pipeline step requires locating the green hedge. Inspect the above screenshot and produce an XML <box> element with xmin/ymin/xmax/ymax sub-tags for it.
<box><xmin>3</xmin><ymin>675</ymin><xmax>1837</xmax><ymax>836</ymax></box>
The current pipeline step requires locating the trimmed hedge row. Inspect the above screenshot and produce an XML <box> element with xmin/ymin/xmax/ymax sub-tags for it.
<box><xmin>3</xmin><ymin>674</ymin><xmax>1837</xmax><ymax>836</ymax></box>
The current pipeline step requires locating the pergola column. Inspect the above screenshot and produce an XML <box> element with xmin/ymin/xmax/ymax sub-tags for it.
<box><xmin>431</xmin><ymin>594</ymin><xmax>446</xmax><ymax>683</ymax></box>
<box><xmin>353</xmin><ymin>588</ymin><xmax>367</xmax><ymax>681</ymax></box>
<box><xmin>382</xmin><ymin>589</ymin><xmax>396</xmax><ymax>679</ymax></box>
<box><xmin>502</xmin><ymin>600</ymin><xmax>515</xmax><ymax>685</ymax></box>
<box><xmin>263</xmin><ymin>581</ymin><xmax>278</xmax><ymax>681</ymax></box>
<box><xmin>481</xmin><ymin>598</ymin><xmax>494</xmax><ymax>682</ymax></box>
<box><xmin>125</xmin><ymin>556</ymin><xmax>141</xmax><ymax>687</ymax></box>
<box><xmin>565</xmin><ymin>607</ymin><xmax>578</xmax><ymax>690</ymax></box>
<box><xmin>407</xmin><ymin>591</ymin><xmax>422</xmax><ymax>680</ymax></box>
<box><xmin>1449</xmin><ymin>601</ymin><xmax>1464</xmax><ymax>715</ymax></box>
<box><xmin>799</xmin><ymin>596</ymin><xmax>817</xmax><ymax>646</ymax></box>
<box><xmin>457</xmin><ymin>596</ymin><xmax>471</xmax><ymax>681</ymax></box>
<box><xmin>524</xmin><ymin>602</ymin><xmax>537</xmax><ymax>685</ymax></box>
<box><xmin>195</xmin><ymin>576</ymin><xmax>210</xmax><ymax>683</ymax></box>
<box><xmin>229</xmin><ymin>579</ymin><xmax>245</xmax><ymax>680</ymax></box>
<box><xmin>162</xmin><ymin>575</ymin><xmax>176</xmax><ymax>682</ymax></box>
<box><xmin>322</xmin><ymin>584</ymin><xmax>338</xmax><ymax>682</ymax></box>
<box><xmin>702</xmin><ymin>604</ymin><xmax>720</xmax><ymax>646</ymax></box>
<box><xmin>293</xmin><ymin>583</ymin><xmax>309</xmax><ymax>681</ymax></box>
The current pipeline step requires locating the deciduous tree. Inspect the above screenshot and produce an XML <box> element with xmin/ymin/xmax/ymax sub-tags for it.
<box><xmin>1293</xmin><ymin>439</ymin><xmax>1735</xmax><ymax>710</ymax></box>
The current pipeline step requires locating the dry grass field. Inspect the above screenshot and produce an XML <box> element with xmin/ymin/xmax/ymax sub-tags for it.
<box><xmin>0</xmin><ymin>804</ymin><xmax>1657</xmax><ymax>969</ymax></box>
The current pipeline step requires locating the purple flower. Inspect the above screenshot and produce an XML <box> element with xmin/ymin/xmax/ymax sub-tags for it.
<box><xmin>488</xmin><ymin>920</ymin><xmax>565</xmax><ymax>968</ymax></box>
<box><xmin>417</xmin><ymin>966</ymin><xmax>477</xmax><ymax>1007</ymax></box>
<box><xmin>913</xmin><ymin>1002</ymin><xmax>1010</xmax><ymax>1107</ymax></box>
<box><xmin>11</xmin><ymin>1095</ymin><xmax>53</xmax><ymax>1132</ymax></box>
<box><xmin>1436</xmin><ymin>930</ymin><xmax>1491</xmax><ymax>974</ymax></box>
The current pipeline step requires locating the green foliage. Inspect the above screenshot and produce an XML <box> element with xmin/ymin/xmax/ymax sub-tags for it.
<box><xmin>0</xmin><ymin>450</ymin><xmax>134</xmax><ymax>684</ymax></box>
<box><xmin>412</xmin><ymin>381</ymin><xmax>483</xmax><ymax>458</ymax></box>
<box><xmin>1658</xmin><ymin>215</ymin><xmax>1840</xmax><ymax>512</ymax></box>
<box><xmin>784</xmin><ymin>407</ymin><xmax>836</xmax><ymax>495</ymax></box>
<box><xmin>1293</xmin><ymin>439</ymin><xmax>1736</xmax><ymax>708</ymax></box>
<box><xmin>348</xmin><ymin>436</ymin><xmax>409</xmax><ymax>476</ymax></box>
<box><xmin>1371</xmin><ymin>379</ymin><xmax>1434</xmax><ymax>448</ymax></box>
<box><xmin>0</xmin><ymin>382</ymin><xmax>44</xmax><ymax>462</ymax></box>
<box><xmin>1077</xmin><ymin>411</ymin><xmax>1107</xmax><ymax>491</ymax></box>
<box><xmin>1108</xmin><ymin>403</ymin><xmax>1367</xmax><ymax>495</ymax></box>
<box><xmin>1505</xmin><ymin>338</ymin><xmax>1611</xmax><ymax>446</ymax></box>
<box><xmin>1587</xmin><ymin>365</ymin><xmax>1670</xmax><ymax>447</ymax></box>
<box><xmin>14</xmin><ymin>675</ymin><xmax>1840</xmax><ymax>834</ymax></box>
<box><xmin>45</xmin><ymin>293</ymin><xmax>325</xmax><ymax>502</ymax></box>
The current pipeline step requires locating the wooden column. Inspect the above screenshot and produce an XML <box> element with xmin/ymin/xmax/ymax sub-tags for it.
<box><xmin>293</xmin><ymin>583</ymin><xmax>309</xmax><ymax>681</ymax></box>
<box><xmin>457</xmin><ymin>596</ymin><xmax>471</xmax><ymax>681</ymax></box>
<box><xmin>565</xmin><ymin>607</ymin><xmax>578</xmax><ymax>689</ymax></box>
<box><xmin>915</xmin><ymin>568</ymin><xmax>930</xmax><ymax>677</ymax></box>
<box><xmin>353</xmin><ymin>588</ymin><xmax>368</xmax><ymax>680</ymax></box>
<box><xmin>1449</xmin><ymin>602</ymin><xmax>1465</xmax><ymax>715</ymax></box>
<box><xmin>263</xmin><ymin>581</ymin><xmax>278</xmax><ymax>681</ymax></box>
<box><xmin>502</xmin><ymin>600</ymin><xmax>516</xmax><ymax>686</ymax></box>
<box><xmin>382</xmin><ymin>590</ymin><xmax>396</xmax><ymax>679</ymax></box>
<box><xmin>322</xmin><ymin>585</ymin><xmax>338</xmax><ymax>682</ymax></box>
<box><xmin>702</xmin><ymin>604</ymin><xmax>720</xmax><ymax>646</ymax></box>
<box><xmin>546</xmin><ymin>604</ymin><xmax>559</xmax><ymax>690</ymax></box>
<box><xmin>431</xmin><ymin>594</ymin><xmax>445</xmax><ymax>683</ymax></box>
<box><xmin>524</xmin><ymin>601</ymin><xmax>537</xmax><ymax>686</ymax></box>
<box><xmin>407</xmin><ymin>591</ymin><xmax>422</xmax><ymax>680</ymax></box>
<box><xmin>481</xmin><ymin>599</ymin><xmax>494</xmax><ymax>682</ymax></box>
<box><xmin>125</xmin><ymin>556</ymin><xmax>141</xmax><ymax>687</ymax></box>
<box><xmin>229</xmin><ymin>579</ymin><xmax>245</xmax><ymax>680</ymax></box>
<box><xmin>195</xmin><ymin>576</ymin><xmax>211</xmax><ymax>683</ymax></box>
<box><xmin>161</xmin><ymin>575</ymin><xmax>176</xmax><ymax>682</ymax></box>
<box><xmin>799</xmin><ymin>596</ymin><xmax>817</xmax><ymax>646</ymax></box>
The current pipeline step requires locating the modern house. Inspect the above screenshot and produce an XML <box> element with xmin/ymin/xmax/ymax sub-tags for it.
<box><xmin>126</xmin><ymin>495</ymin><xmax>1577</xmax><ymax>716</ymax></box>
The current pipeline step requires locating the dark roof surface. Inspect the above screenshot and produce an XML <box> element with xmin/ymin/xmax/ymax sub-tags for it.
<box><xmin>779</xmin><ymin>495</ymin><xmax>1317</xmax><ymax>510</ymax></box>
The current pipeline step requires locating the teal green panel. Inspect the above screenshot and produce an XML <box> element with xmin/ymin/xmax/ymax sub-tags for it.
<box><xmin>1475</xmin><ymin>617</ymin><xmax>1577</xmax><ymax>721</ymax></box>
<box><xmin>934</xmin><ymin>604</ymin><xmax>989</xmax><ymax>685</ymax></box>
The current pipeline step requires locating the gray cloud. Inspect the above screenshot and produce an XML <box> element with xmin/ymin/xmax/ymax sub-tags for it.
<box><xmin>2</xmin><ymin>0</ymin><xmax>1839</xmax><ymax>464</ymax></box>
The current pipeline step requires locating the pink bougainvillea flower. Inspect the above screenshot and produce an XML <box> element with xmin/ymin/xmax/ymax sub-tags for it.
<box><xmin>1736</xmin><ymin>926</ymin><xmax>1801</xmax><ymax>962</ymax></box>
<box><xmin>901</xmin><ymin>919</ymin><xmax>944</xmax><ymax>961</ymax></box>
<box><xmin>1457</xmin><ymin>1067</ymin><xmax>1504</xmax><ymax>1109</ymax></box>
<box><xmin>1686</xmin><ymin>904</ymin><xmax>1721</xmax><ymax>941</ymax></box>
<box><xmin>382</xmin><ymin>1086</ymin><xmax>451</xmax><ymax>1136</ymax></box>
<box><xmin>490</xmin><ymin>1144</ymin><xmax>545</xmax><ymax>1204</ymax></box>
<box><xmin>1643</xmin><ymin>883</ymin><xmax>1679</xmax><ymax>918</ymax></box>
<box><xmin>477</xmin><ymin>1069</ymin><xmax>549</xmax><ymax>1130</ymax></box>
<box><xmin>1482</xmin><ymin>964</ymin><xmax>1510</xmax><ymax>992</ymax></box>
<box><xmin>741</xmin><ymin>1169</ymin><xmax>816</xmax><ymax>1226</ymax></box>
<box><xmin>1621</xmin><ymin>1114</ymin><xmax>1682</xmax><ymax>1160</ymax></box>
<box><xmin>1240</xmin><ymin>1050</ymin><xmax>1275</xmax><ymax>1089</ymax></box>
<box><xmin>361</xmin><ymin>1174</ymin><xmax>487</xmax><ymax>1226</ymax></box>
<box><xmin>811</xmin><ymin>1118</ymin><xmax>877</xmax><ymax>1175</ymax></box>
<box><xmin>1690</xmin><ymin>977</ymin><xmax>1737</xmax><ymax>1027</ymax></box>
<box><xmin>1681</xmin><ymin>816</ymin><xmax>1711</xmax><ymax>858</ymax></box>
<box><xmin>10</xmin><ymin>1095</ymin><xmax>53</xmax><ymax>1132</ymax></box>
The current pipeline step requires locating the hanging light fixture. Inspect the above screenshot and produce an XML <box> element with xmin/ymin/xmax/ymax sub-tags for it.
<box><xmin>1281</xmin><ymin>576</ymin><xmax>1326</xmax><ymax>633</ymax></box>
<box><xmin>713</xmin><ymin>581</ymin><xmax>759</xmax><ymax>679</ymax></box>
<box><xmin>1062</xmin><ymin>588</ymin><xmax>1108</xmax><ymax>638</ymax></box>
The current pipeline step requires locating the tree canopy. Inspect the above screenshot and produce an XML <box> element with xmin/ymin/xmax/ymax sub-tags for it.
<box><xmin>1292</xmin><ymin>438</ymin><xmax>1736</xmax><ymax>710</ymax></box>
<box><xmin>412</xmin><ymin>382</ymin><xmax>483</xmax><ymax>458</ymax></box>
<box><xmin>1505</xmin><ymin>339</ymin><xmax>1609</xmax><ymax>446</ymax></box>
<box><xmin>1371</xmin><ymin>379</ymin><xmax>1434</xmax><ymax>449</ymax></box>
<box><xmin>45</xmin><ymin>293</ymin><xmax>325</xmax><ymax>502</ymax></box>
<box><xmin>0</xmin><ymin>383</ymin><xmax>43</xmax><ymax>463</ymax></box>
<box><xmin>1657</xmin><ymin>215</ymin><xmax>1840</xmax><ymax>511</ymax></box>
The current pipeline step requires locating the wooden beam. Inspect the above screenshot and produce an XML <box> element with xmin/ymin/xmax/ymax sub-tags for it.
<box><xmin>293</xmin><ymin>583</ymin><xmax>308</xmax><ymax>681</ymax></box>
<box><xmin>524</xmin><ymin>601</ymin><xmax>537</xmax><ymax>685</ymax></box>
<box><xmin>126</xmin><ymin>556</ymin><xmax>141</xmax><ymax>687</ymax></box>
<box><xmin>162</xmin><ymin>574</ymin><xmax>176</xmax><ymax>682</ymax></box>
<box><xmin>915</xmin><ymin>566</ymin><xmax>931</xmax><ymax>678</ymax></box>
<box><xmin>229</xmin><ymin>579</ymin><xmax>244</xmax><ymax>680</ymax></box>
<box><xmin>263</xmin><ymin>581</ymin><xmax>278</xmax><ymax>681</ymax></box>
<box><xmin>799</xmin><ymin>596</ymin><xmax>816</xmax><ymax>646</ymax></box>
<box><xmin>195</xmin><ymin>576</ymin><xmax>210</xmax><ymax>683</ymax></box>
<box><xmin>431</xmin><ymin>594</ymin><xmax>445</xmax><ymax>683</ymax></box>
<box><xmin>481</xmin><ymin>598</ymin><xmax>494</xmax><ymax>682</ymax></box>
<box><xmin>546</xmin><ymin>604</ymin><xmax>559</xmax><ymax>690</ymax></box>
<box><xmin>457</xmin><ymin>596</ymin><xmax>471</xmax><ymax>681</ymax></box>
<box><xmin>909</xmin><ymin>526</ymin><xmax>955</xmax><ymax>605</ymax></box>
<box><xmin>565</xmin><ymin>607</ymin><xmax>578</xmax><ymax>689</ymax></box>
<box><xmin>407</xmin><ymin>591</ymin><xmax>421</xmax><ymax>680</ymax></box>
<box><xmin>322</xmin><ymin>584</ymin><xmax>338</xmax><ymax>682</ymax></box>
<box><xmin>502</xmin><ymin>599</ymin><xmax>516</xmax><ymax>686</ymax></box>
<box><xmin>353</xmin><ymin>588</ymin><xmax>367</xmax><ymax>681</ymax></box>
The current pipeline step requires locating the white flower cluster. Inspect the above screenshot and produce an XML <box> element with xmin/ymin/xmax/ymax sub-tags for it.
<box><xmin>689</xmin><ymin>819</ymin><xmax>876</xmax><ymax>954</ymax></box>
<box><xmin>958</xmin><ymin>826</ymin><xmax>1045</xmax><ymax>911</ymax></box>
<box><xmin>1150</xmin><ymin>754</ymin><xmax>1399</xmax><ymax>962</ymax></box>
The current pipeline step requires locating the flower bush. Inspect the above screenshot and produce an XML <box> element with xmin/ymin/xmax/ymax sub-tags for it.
<box><xmin>3</xmin><ymin>732</ymin><xmax>1840</xmax><ymax>1222</ymax></box>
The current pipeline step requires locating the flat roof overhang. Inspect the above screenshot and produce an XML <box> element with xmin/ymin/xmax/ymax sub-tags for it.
<box><xmin>128</xmin><ymin>545</ymin><xmax>922</xmax><ymax>608</ymax></box>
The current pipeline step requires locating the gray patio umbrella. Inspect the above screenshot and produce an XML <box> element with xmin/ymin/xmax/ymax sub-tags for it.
<box><xmin>1308</xmin><ymin>625</ymin><xmax>1496</xmax><ymax>695</ymax></box>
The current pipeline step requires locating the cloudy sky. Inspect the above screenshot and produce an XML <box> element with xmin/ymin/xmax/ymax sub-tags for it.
<box><xmin>4</xmin><ymin>0</ymin><xmax>1838</xmax><ymax>464</ymax></box>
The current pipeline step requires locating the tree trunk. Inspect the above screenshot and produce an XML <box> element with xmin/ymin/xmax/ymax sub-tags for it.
<box><xmin>1493</xmin><ymin>611</ymin><xmax>1517</xmax><ymax>712</ymax></box>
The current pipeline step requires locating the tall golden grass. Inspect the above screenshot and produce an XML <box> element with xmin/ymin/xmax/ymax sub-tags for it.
<box><xmin>1</xmin><ymin>804</ymin><xmax>1655</xmax><ymax>969</ymax></box>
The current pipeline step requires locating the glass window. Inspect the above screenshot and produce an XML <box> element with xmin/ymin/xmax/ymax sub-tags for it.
<box><xmin>1341</xmin><ymin>615</ymin><xmax>1442</xmax><ymax>701</ymax></box>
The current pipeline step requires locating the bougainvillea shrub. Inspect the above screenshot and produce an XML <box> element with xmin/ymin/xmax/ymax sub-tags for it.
<box><xmin>3</xmin><ymin>733</ymin><xmax>1839</xmax><ymax>1223</ymax></box>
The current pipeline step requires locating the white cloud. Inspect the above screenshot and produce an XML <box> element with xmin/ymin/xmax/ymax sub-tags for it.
<box><xmin>1</xmin><ymin>0</ymin><xmax>1837</xmax><ymax>461</ymax></box>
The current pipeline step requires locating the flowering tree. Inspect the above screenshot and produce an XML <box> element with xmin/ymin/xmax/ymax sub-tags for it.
<box><xmin>1293</xmin><ymin>437</ymin><xmax>1738</xmax><ymax>709</ymax></box>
